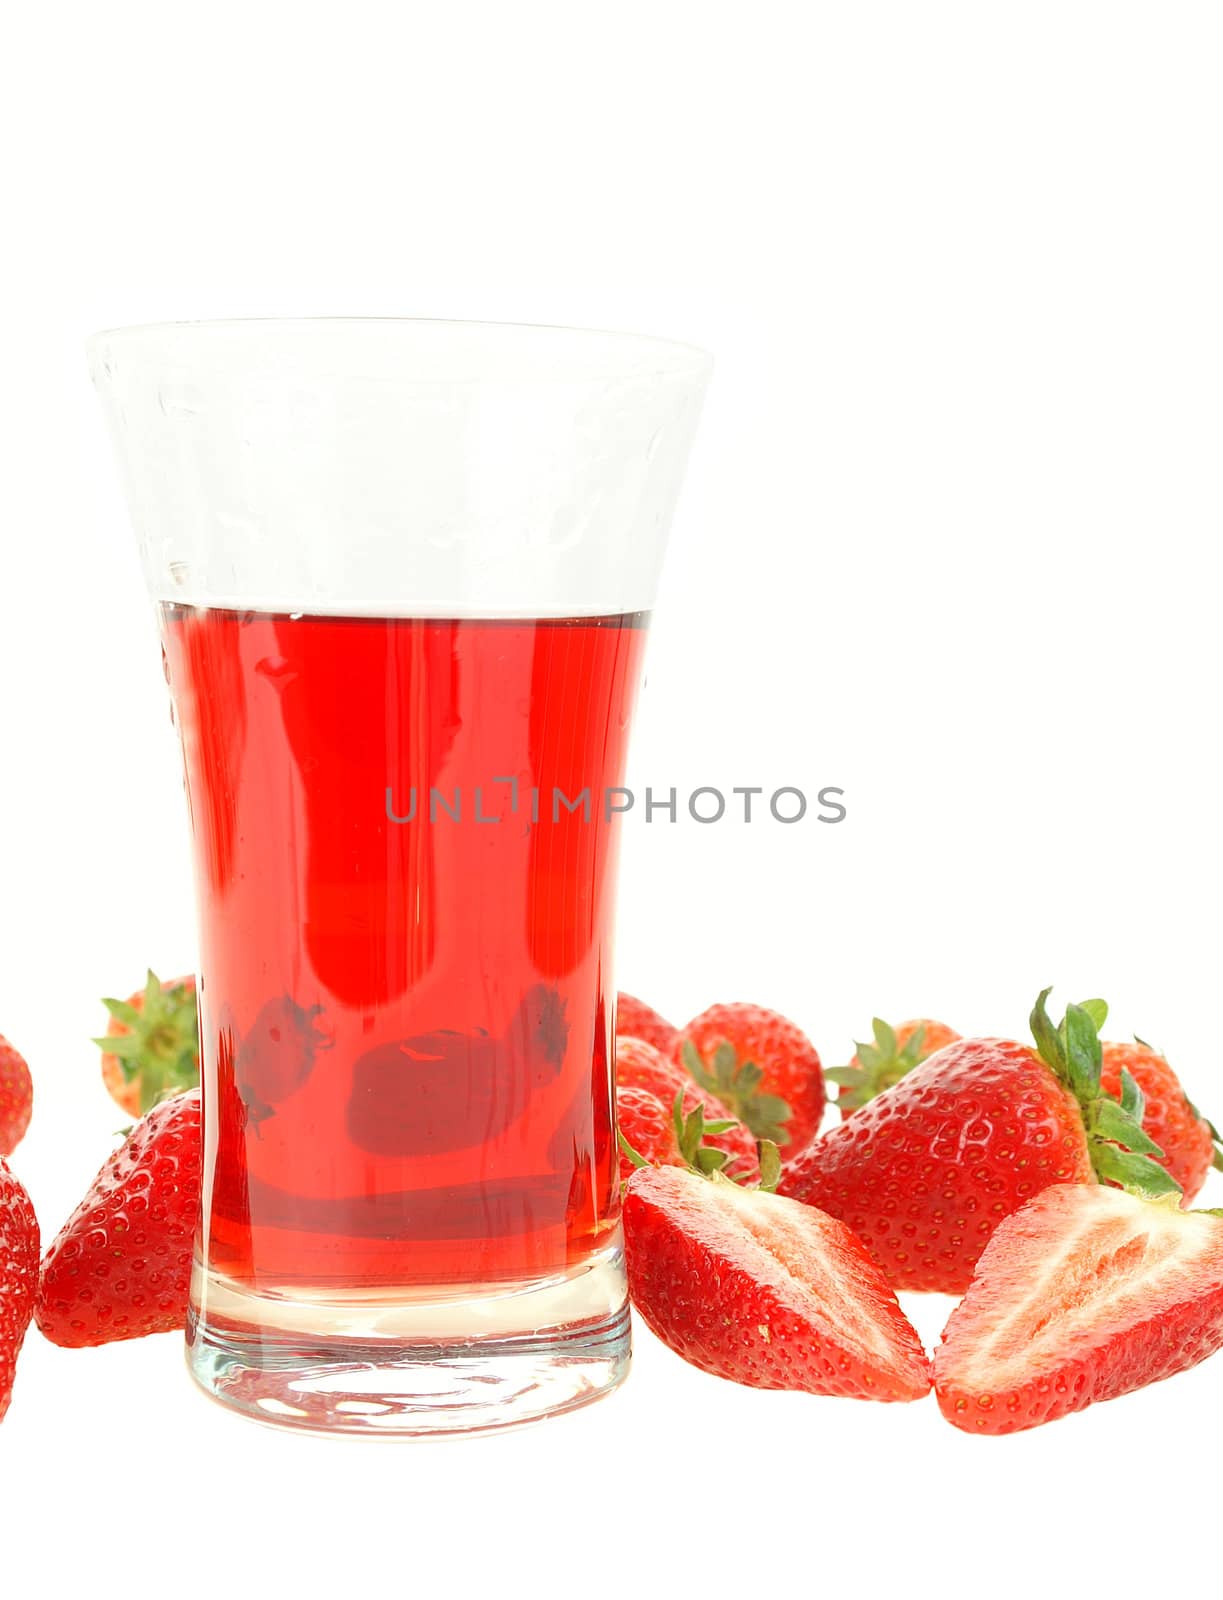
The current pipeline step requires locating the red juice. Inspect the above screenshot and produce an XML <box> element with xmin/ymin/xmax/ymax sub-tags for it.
<box><xmin>161</xmin><ymin>606</ymin><xmax>648</xmax><ymax>1295</ymax></box>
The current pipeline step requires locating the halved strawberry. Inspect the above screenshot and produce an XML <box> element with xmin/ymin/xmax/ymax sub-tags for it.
<box><xmin>624</xmin><ymin>1165</ymin><xmax>931</xmax><ymax>1401</ymax></box>
<box><xmin>935</xmin><ymin>1184</ymin><xmax>1223</xmax><ymax>1434</ymax></box>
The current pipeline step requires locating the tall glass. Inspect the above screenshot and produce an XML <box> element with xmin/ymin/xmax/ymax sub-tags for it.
<box><xmin>88</xmin><ymin>319</ymin><xmax>710</xmax><ymax>1434</ymax></box>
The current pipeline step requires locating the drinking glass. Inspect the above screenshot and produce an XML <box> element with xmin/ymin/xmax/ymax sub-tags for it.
<box><xmin>88</xmin><ymin>319</ymin><xmax>711</xmax><ymax>1434</ymax></box>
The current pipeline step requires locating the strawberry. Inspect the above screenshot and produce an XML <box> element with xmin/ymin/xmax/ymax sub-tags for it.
<box><xmin>618</xmin><ymin>1082</ymin><xmax>758</xmax><ymax>1186</ymax></box>
<box><xmin>616</xmin><ymin>1087</ymin><xmax>676</xmax><ymax>1178</ymax></box>
<box><xmin>826</xmin><ymin>1017</ymin><xmax>961</xmax><ymax>1116</ymax></box>
<box><xmin>95</xmin><ymin>971</ymin><xmax>199</xmax><ymax>1117</ymax></box>
<box><xmin>36</xmin><ymin>1089</ymin><xmax>201</xmax><ymax>1347</ymax></box>
<box><xmin>623</xmin><ymin>1164</ymin><xmax>930</xmax><ymax>1401</ymax></box>
<box><xmin>935</xmin><ymin>1184</ymin><xmax>1223</xmax><ymax>1434</ymax></box>
<box><xmin>1099</xmin><ymin>1040</ymin><xmax>1221</xmax><ymax>1202</ymax></box>
<box><xmin>616</xmin><ymin>1035</ymin><xmax>758</xmax><ymax>1183</ymax></box>
<box><xmin>616</xmin><ymin>992</ymin><xmax>680</xmax><ymax>1056</ymax></box>
<box><xmin>0</xmin><ymin>1035</ymin><xmax>33</xmax><ymax>1156</ymax></box>
<box><xmin>678</xmin><ymin>1002</ymin><xmax>825</xmax><ymax>1153</ymax></box>
<box><xmin>781</xmin><ymin>991</ymin><xmax>1181</xmax><ymax>1293</ymax></box>
<box><xmin>0</xmin><ymin>1158</ymin><xmax>39</xmax><ymax>1423</ymax></box>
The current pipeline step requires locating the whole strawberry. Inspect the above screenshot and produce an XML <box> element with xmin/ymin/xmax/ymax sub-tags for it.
<box><xmin>935</xmin><ymin>1185</ymin><xmax>1223</xmax><ymax>1434</ymax></box>
<box><xmin>617</xmin><ymin>1087</ymin><xmax>676</xmax><ymax>1179</ymax></box>
<box><xmin>616</xmin><ymin>993</ymin><xmax>680</xmax><ymax>1056</ymax></box>
<box><xmin>781</xmin><ymin>991</ymin><xmax>1180</xmax><ymax>1293</ymax></box>
<box><xmin>624</xmin><ymin>1164</ymin><xmax>930</xmax><ymax>1402</ymax></box>
<box><xmin>618</xmin><ymin>1082</ymin><xmax>758</xmax><ymax>1186</ymax></box>
<box><xmin>617</xmin><ymin>1034</ymin><xmax>693</xmax><ymax>1103</ymax></box>
<box><xmin>1099</xmin><ymin>1040</ymin><xmax>1220</xmax><ymax>1201</ymax></box>
<box><xmin>95</xmin><ymin>971</ymin><xmax>199</xmax><ymax>1116</ymax></box>
<box><xmin>0</xmin><ymin>1158</ymin><xmax>39</xmax><ymax>1422</ymax></box>
<box><xmin>678</xmin><ymin>1002</ymin><xmax>825</xmax><ymax>1153</ymax></box>
<box><xmin>826</xmin><ymin>1017</ymin><xmax>960</xmax><ymax>1117</ymax></box>
<box><xmin>617</xmin><ymin>1036</ymin><xmax>758</xmax><ymax>1183</ymax></box>
<box><xmin>36</xmin><ymin>1089</ymin><xmax>201</xmax><ymax>1347</ymax></box>
<box><xmin>0</xmin><ymin>1035</ymin><xmax>33</xmax><ymax>1156</ymax></box>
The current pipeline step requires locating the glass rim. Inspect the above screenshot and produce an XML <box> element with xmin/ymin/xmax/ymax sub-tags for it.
<box><xmin>86</xmin><ymin>315</ymin><xmax>715</xmax><ymax>384</ymax></box>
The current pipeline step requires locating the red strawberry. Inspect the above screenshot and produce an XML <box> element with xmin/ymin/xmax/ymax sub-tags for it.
<box><xmin>616</xmin><ymin>1036</ymin><xmax>758</xmax><ymax>1183</ymax></box>
<box><xmin>678</xmin><ymin>1002</ymin><xmax>825</xmax><ymax>1153</ymax></box>
<box><xmin>0</xmin><ymin>1036</ymin><xmax>33</xmax><ymax>1156</ymax></box>
<box><xmin>616</xmin><ymin>992</ymin><xmax>679</xmax><ymax>1056</ymax></box>
<box><xmin>1099</xmin><ymin>1040</ymin><xmax>1220</xmax><ymax>1202</ymax></box>
<box><xmin>781</xmin><ymin>991</ymin><xmax>1180</xmax><ymax>1293</ymax></box>
<box><xmin>0</xmin><ymin>1158</ymin><xmax>39</xmax><ymax>1423</ymax></box>
<box><xmin>36</xmin><ymin>1090</ymin><xmax>201</xmax><ymax>1347</ymax></box>
<box><xmin>935</xmin><ymin>1185</ymin><xmax>1223</xmax><ymax>1434</ymax></box>
<box><xmin>624</xmin><ymin>1165</ymin><xmax>930</xmax><ymax>1401</ymax></box>
<box><xmin>95</xmin><ymin>971</ymin><xmax>199</xmax><ymax>1117</ymax></box>
<box><xmin>616</xmin><ymin>1087</ymin><xmax>676</xmax><ymax>1179</ymax></box>
<box><xmin>617</xmin><ymin>1081</ymin><xmax>757</xmax><ymax>1186</ymax></box>
<box><xmin>826</xmin><ymin>1017</ymin><xmax>961</xmax><ymax>1117</ymax></box>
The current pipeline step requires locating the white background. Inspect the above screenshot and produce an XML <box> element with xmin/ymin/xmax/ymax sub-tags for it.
<box><xmin>2</xmin><ymin>3</ymin><xmax>1221</xmax><ymax>1595</ymax></box>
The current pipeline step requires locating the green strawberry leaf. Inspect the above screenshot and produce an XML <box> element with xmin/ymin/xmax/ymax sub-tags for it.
<box><xmin>101</xmin><ymin>997</ymin><xmax>142</xmax><ymax>1026</ymax></box>
<box><xmin>1118</xmin><ymin>1067</ymin><xmax>1145</xmax><ymax>1123</ymax></box>
<box><xmin>680</xmin><ymin>1038</ymin><xmax>793</xmax><ymax>1146</ymax></box>
<box><xmin>701</xmin><ymin>1118</ymin><xmax>740</xmax><ymax>1136</ymax></box>
<box><xmin>824</xmin><ymin>1066</ymin><xmax>867</xmax><ymax>1088</ymax></box>
<box><xmin>1091</xmin><ymin>1142</ymin><xmax>1183</xmax><ymax>1199</ymax></box>
<box><xmin>1029</xmin><ymin>988</ymin><xmax>1066</xmax><ymax>1078</ymax></box>
<box><xmin>692</xmin><ymin>1146</ymin><xmax>729</xmax><ymax>1174</ymax></box>
<box><xmin>1090</xmin><ymin>1096</ymin><xmax>1165</xmax><ymax>1158</ymax></box>
<box><xmin>872</xmin><ymin>1018</ymin><xmax>899</xmax><ymax>1058</ymax></box>
<box><xmin>1079</xmin><ymin>998</ymin><xmax>1109</xmax><ymax>1031</ymax></box>
<box><xmin>827</xmin><ymin>1017</ymin><xmax>940</xmax><ymax>1112</ymax></box>
<box><xmin>92</xmin><ymin>1033</ymin><xmax>145</xmax><ymax>1062</ymax></box>
<box><xmin>664</xmin><ymin>1089</ymin><xmax>759</xmax><ymax>1185</ymax></box>
<box><xmin>95</xmin><ymin>971</ymin><xmax>200</xmax><ymax>1111</ymax></box>
<box><xmin>1061</xmin><ymin>1003</ymin><xmax>1103</xmax><ymax>1102</ymax></box>
<box><xmin>1030</xmin><ymin>988</ymin><xmax>1183</xmax><ymax>1198</ymax></box>
<box><xmin>617</xmin><ymin>1130</ymin><xmax>650</xmax><ymax>1171</ymax></box>
<box><xmin>757</xmin><ymin>1140</ymin><xmax>782</xmax><ymax>1194</ymax></box>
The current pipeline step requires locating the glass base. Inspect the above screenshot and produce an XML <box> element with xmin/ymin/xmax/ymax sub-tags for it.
<box><xmin>185</xmin><ymin>1243</ymin><xmax>631</xmax><ymax>1437</ymax></box>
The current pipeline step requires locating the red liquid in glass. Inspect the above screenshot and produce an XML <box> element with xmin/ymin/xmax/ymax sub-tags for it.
<box><xmin>161</xmin><ymin>607</ymin><xmax>648</xmax><ymax>1293</ymax></box>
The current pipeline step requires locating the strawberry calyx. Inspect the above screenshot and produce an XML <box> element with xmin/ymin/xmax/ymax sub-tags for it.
<box><xmin>825</xmin><ymin>1019</ymin><xmax>930</xmax><ymax>1111</ymax></box>
<box><xmin>618</xmin><ymin>1091</ymin><xmax>781</xmax><ymax>1192</ymax></box>
<box><xmin>1029</xmin><ymin>988</ymin><xmax>1183</xmax><ymax>1201</ymax></box>
<box><xmin>680</xmin><ymin>1039</ymin><xmax>793</xmax><ymax>1146</ymax></box>
<box><xmin>93</xmin><ymin>971</ymin><xmax>200</xmax><ymax>1114</ymax></box>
